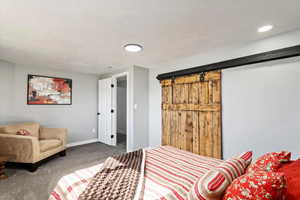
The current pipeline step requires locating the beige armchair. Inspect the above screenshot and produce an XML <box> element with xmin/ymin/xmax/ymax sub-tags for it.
<box><xmin>0</xmin><ymin>122</ymin><xmax>67</xmax><ymax>172</ymax></box>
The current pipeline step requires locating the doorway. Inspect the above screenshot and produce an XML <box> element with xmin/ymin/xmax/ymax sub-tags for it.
<box><xmin>116</xmin><ymin>75</ymin><xmax>127</xmax><ymax>149</ymax></box>
<box><xmin>98</xmin><ymin>72</ymin><xmax>128</xmax><ymax>151</ymax></box>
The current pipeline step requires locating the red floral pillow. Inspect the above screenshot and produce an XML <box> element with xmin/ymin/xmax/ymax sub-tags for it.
<box><xmin>16</xmin><ymin>129</ymin><xmax>31</xmax><ymax>136</ymax></box>
<box><xmin>247</xmin><ymin>151</ymin><xmax>291</xmax><ymax>173</ymax></box>
<box><xmin>223</xmin><ymin>170</ymin><xmax>286</xmax><ymax>200</ymax></box>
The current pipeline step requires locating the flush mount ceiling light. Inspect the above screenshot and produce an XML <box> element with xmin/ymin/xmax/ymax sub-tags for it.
<box><xmin>124</xmin><ymin>44</ymin><xmax>143</xmax><ymax>52</ymax></box>
<box><xmin>257</xmin><ymin>25</ymin><xmax>273</xmax><ymax>33</ymax></box>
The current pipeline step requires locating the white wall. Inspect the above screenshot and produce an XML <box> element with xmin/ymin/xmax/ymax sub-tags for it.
<box><xmin>132</xmin><ymin>66</ymin><xmax>149</xmax><ymax>149</ymax></box>
<box><xmin>0</xmin><ymin>61</ymin><xmax>13</xmax><ymax>123</ymax></box>
<box><xmin>0</xmin><ymin>61</ymin><xmax>99</xmax><ymax>144</ymax></box>
<box><xmin>117</xmin><ymin>79</ymin><xmax>127</xmax><ymax>134</ymax></box>
<box><xmin>223</xmin><ymin>58</ymin><xmax>300</xmax><ymax>159</ymax></box>
<box><xmin>149</xmin><ymin>29</ymin><xmax>300</xmax><ymax>159</ymax></box>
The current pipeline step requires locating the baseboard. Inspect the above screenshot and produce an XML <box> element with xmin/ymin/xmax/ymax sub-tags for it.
<box><xmin>67</xmin><ymin>138</ymin><xmax>99</xmax><ymax>148</ymax></box>
<box><xmin>144</xmin><ymin>146</ymin><xmax>157</xmax><ymax>150</ymax></box>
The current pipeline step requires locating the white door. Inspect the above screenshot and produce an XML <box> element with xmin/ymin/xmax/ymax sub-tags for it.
<box><xmin>98</xmin><ymin>78</ymin><xmax>116</xmax><ymax>145</ymax></box>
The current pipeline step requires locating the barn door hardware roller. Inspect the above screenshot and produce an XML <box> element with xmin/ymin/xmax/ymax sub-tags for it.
<box><xmin>171</xmin><ymin>76</ymin><xmax>175</xmax><ymax>83</ymax></box>
<box><xmin>199</xmin><ymin>72</ymin><xmax>206</xmax><ymax>82</ymax></box>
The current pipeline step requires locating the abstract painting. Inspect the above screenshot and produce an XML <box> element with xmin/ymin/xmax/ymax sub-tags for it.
<box><xmin>27</xmin><ymin>75</ymin><xmax>72</xmax><ymax>105</ymax></box>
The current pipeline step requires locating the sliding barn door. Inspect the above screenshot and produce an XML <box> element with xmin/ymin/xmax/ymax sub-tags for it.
<box><xmin>161</xmin><ymin>71</ymin><xmax>222</xmax><ymax>159</ymax></box>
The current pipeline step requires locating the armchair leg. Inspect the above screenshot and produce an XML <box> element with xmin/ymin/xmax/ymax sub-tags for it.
<box><xmin>27</xmin><ymin>163</ymin><xmax>39</xmax><ymax>172</ymax></box>
<box><xmin>59</xmin><ymin>150</ymin><xmax>66</xmax><ymax>157</ymax></box>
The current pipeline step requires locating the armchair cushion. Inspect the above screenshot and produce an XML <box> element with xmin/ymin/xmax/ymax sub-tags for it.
<box><xmin>0</xmin><ymin>122</ymin><xmax>40</xmax><ymax>138</ymax></box>
<box><xmin>39</xmin><ymin>127</ymin><xmax>67</xmax><ymax>147</ymax></box>
<box><xmin>39</xmin><ymin>139</ymin><xmax>62</xmax><ymax>152</ymax></box>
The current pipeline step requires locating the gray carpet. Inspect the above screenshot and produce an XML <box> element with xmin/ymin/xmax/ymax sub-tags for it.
<box><xmin>0</xmin><ymin>142</ymin><xmax>126</xmax><ymax>200</ymax></box>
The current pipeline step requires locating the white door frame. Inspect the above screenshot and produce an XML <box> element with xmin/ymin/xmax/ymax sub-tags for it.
<box><xmin>112</xmin><ymin>72</ymin><xmax>129</xmax><ymax>151</ymax></box>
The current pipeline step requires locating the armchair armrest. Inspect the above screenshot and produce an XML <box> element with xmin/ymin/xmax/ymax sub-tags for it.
<box><xmin>0</xmin><ymin>133</ymin><xmax>39</xmax><ymax>163</ymax></box>
<box><xmin>39</xmin><ymin>127</ymin><xmax>67</xmax><ymax>147</ymax></box>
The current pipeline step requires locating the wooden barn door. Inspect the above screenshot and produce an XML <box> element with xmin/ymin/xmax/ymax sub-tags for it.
<box><xmin>161</xmin><ymin>71</ymin><xmax>222</xmax><ymax>159</ymax></box>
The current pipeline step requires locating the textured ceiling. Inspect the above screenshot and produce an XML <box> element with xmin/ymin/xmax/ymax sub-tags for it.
<box><xmin>1</xmin><ymin>0</ymin><xmax>300</xmax><ymax>74</ymax></box>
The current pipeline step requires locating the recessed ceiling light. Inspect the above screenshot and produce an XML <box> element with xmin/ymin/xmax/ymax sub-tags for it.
<box><xmin>124</xmin><ymin>44</ymin><xmax>143</xmax><ymax>52</ymax></box>
<box><xmin>257</xmin><ymin>25</ymin><xmax>273</xmax><ymax>33</ymax></box>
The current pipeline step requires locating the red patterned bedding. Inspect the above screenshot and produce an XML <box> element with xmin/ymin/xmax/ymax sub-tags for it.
<box><xmin>49</xmin><ymin>146</ymin><xmax>223</xmax><ymax>200</ymax></box>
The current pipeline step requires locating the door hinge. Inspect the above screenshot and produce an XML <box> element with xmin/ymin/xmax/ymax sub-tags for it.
<box><xmin>111</xmin><ymin>135</ymin><xmax>114</xmax><ymax>139</ymax></box>
<box><xmin>111</xmin><ymin>109</ymin><xmax>114</xmax><ymax>113</ymax></box>
<box><xmin>111</xmin><ymin>84</ymin><xmax>114</xmax><ymax>88</ymax></box>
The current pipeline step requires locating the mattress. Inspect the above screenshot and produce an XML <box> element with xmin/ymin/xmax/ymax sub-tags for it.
<box><xmin>49</xmin><ymin>146</ymin><xmax>223</xmax><ymax>200</ymax></box>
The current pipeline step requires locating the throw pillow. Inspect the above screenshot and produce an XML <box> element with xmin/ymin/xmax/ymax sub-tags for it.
<box><xmin>238</xmin><ymin>151</ymin><xmax>253</xmax><ymax>166</ymax></box>
<box><xmin>223</xmin><ymin>170</ymin><xmax>286</xmax><ymax>200</ymax></box>
<box><xmin>187</xmin><ymin>157</ymin><xmax>249</xmax><ymax>200</ymax></box>
<box><xmin>278</xmin><ymin>159</ymin><xmax>300</xmax><ymax>200</ymax></box>
<box><xmin>187</xmin><ymin>170</ymin><xmax>230</xmax><ymax>200</ymax></box>
<box><xmin>217</xmin><ymin>158</ymin><xmax>248</xmax><ymax>183</ymax></box>
<box><xmin>247</xmin><ymin>151</ymin><xmax>291</xmax><ymax>173</ymax></box>
<box><xmin>16</xmin><ymin>129</ymin><xmax>32</xmax><ymax>136</ymax></box>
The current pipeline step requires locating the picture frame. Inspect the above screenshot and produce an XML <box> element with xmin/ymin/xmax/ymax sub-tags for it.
<box><xmin>27</xmin><ymin>74</ymin><xmax>72</xmax><ymax>105</ymax></box>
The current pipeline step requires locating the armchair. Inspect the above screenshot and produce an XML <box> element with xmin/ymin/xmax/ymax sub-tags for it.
<box><xmin>0</xmin><ymin>122</ymin><xmax>67</xmax><ymax>172</ymax></box>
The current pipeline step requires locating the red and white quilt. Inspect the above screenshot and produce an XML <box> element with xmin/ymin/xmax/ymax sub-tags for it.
<box><xmin>49</xmin><ymin>146</ymin><xmax>223</xmax><ymax>200</ymax></box>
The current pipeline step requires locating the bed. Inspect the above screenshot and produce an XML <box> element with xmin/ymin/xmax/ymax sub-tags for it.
<box><xmin>49</xmin><ymin>146</ymin><xmax>223</xmax><ymax>200</ymax></box>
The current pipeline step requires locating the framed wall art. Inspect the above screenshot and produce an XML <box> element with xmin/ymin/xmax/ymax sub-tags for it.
<box><xmin>27</xmin><ymin>75</ymin><xmax>72</xmax><ymax>105</ymax></box>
